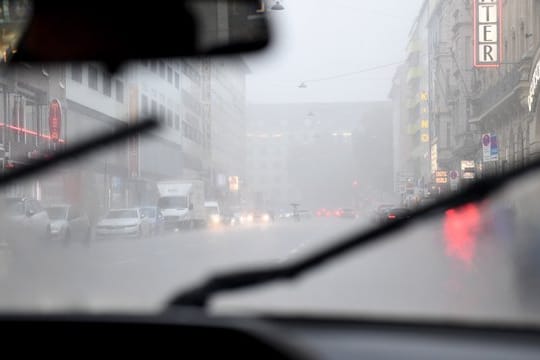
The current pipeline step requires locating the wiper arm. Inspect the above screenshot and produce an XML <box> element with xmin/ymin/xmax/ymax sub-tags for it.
<box><xmin>0</xmin><ymin>119</ymin><xmax>158</xmax><ymax>187</ymax></box>
<box><xmin>168</xmin><ymin>157</ymin><xmax>540</xmax><ymax>308</ymax></box>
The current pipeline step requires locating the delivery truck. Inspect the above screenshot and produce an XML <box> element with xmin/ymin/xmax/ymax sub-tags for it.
<box><xmin>156</xmin><ymin>180</ymin><xmax>205</xmax><ymax>230</ymax></box>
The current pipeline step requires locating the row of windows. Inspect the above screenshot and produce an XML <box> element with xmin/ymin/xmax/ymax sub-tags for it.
<box><xmin>183</xmin><ymin>121</ymin><xmax>202</xmax><ymax>144</ymax></box>
<box><xmin>141</xmin><ymin>60</ymin><xmax>181</xmax><ymax>89</ymax></box>
<box><xmin>140</xmin><ymin>94</ymin><xmax>181</xmax><ymax>131</ymax></box>
<box><xmin>71</xmin><ymin>64</ymin><xmax>124</xmax><ymax>103</ymax></box>
<box><xmin>182</xmin><ymin>89</ymin><xmax>201</xmax><ymax>115</ymax></box>
<box><xmin>182</xmin><ymin>61</ymin><xmax>201</xmax><ymax>84</ymax></box>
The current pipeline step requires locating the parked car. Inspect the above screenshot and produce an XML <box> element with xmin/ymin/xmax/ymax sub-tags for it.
<box><xmin>95</xmin><ymin>208</ymin><xmax>151</xmax><ymax>238</ymax></box>
<box><xmin>0</xmin><ymin>197</ymin><xmax>50</xmax><ymax>241</ymax></box>
<box><xmin>139</xmin><ymin>206</ymin><xmax>164</xmax><ymax>236</ymax></box>
<box><xmin>45</xmin><ymin>204</ymin><xmax>91</xmax><ymax>243</ymax></box>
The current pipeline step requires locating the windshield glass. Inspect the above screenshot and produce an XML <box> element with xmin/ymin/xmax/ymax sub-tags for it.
<box><xmin>45</xmin><ymin>207</ymin><xmax>68</xmax><ymax>220</ymax></box>
<box><xmin>158</xmin><ymin>197</ymin><xmax>187</xmax><ymax>209</ymax></box>
<box><xmin>105</xmin><ymin>210</ymin><xmax>138</xmax><ymax>219</ymax></box>
<box><xmin>3</xmin><ymin>0</ymin><xmax>540</xmax><ymax>326</ymax></box>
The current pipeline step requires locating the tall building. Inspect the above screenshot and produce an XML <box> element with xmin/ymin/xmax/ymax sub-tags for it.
<box><xmin>207</xmin><ymin>57</ymin><xmax>249</xmax><ymax>209</ymax></box>
<box><xmin>393</xmin><ymin>0</ymin><xmax>540</xmax><ymax>199</ymax></box>
<box><xmin>246</xmin><ymin>102</ymin><xmax>393</xmax><ymax>211</ymax></box>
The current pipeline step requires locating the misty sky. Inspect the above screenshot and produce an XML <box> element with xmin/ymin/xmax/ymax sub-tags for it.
<box><xmin>245</xmin><ymin>0</ymin><xmax>424</xmax><ymax>103</ymax></box>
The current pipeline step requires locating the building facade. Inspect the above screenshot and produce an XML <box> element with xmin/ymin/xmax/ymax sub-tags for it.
<box><xmin>392</xmin><ymin>0</ymin><xmax>540</xmax><ymax>202</ymax></box>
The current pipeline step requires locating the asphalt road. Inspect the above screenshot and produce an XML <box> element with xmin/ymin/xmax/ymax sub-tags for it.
<box><xmin>0</xmin><ymin>214</ymin><xmax>539</xmax><ymax>327</ymax></box>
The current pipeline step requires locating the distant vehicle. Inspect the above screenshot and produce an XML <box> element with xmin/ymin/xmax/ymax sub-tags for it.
<box><xmin>204</xmin><ymin>201</ymin><xmax>222</xmax><ymax>226</ymax></box>
<box><xmin>139</xmin><ymin>206</ymin><xmax>164</xmax><ymax>236</ymax></box>
<box><xmin>95</xmin><ymin>208</ymin><xmax>151</xmax><ymax>238</ymax></box>
<box><xmin>157</xmin><ymin>180</ymin><xmax>205</xmax><ymax>230</ymax></box>
<box><xmin>45</xmin><ymin>204</ymin><xmax>91</xmax><ymax>243</ymax></box>
<box><xmin>382</xmin><ymin>208</ymin><xmax>412</xmax><ymax>223</ymax></box>
<box><xmin>0</xmin><ymin>197</ymin><xmax>50</xmax><ymax>241</ymax></box>
<box><xmin>241</xmin><ymin>210</ymin><xmax>273</xmax><ymax>225</ymax></box>
<box><xmin>315</xmin><ymin>208</ymin><xmax>333</xmax><ymax>218</ymax></box>
<box><xmin>297</xmin><ymin>209</ymin><xmax>312</xmax><ymax>220</ymax></box>
<box><xmin>373</xmin><ymin>204</ymin><xmax>395</xmax><ymax>223</ymax></box>
<box><xmin>336</xmin><ymin>208</ymin><xmax>357</xmax><ymax>219</ymax></box>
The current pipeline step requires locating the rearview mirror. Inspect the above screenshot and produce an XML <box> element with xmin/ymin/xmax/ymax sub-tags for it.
<box><xmin>9</xmin><ymin>0</ymin><xmax>270</xmax><ymax>71</ymax></box>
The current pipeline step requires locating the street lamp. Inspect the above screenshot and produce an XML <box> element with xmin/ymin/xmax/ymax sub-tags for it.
<box><xmin>271</xmin><ymin>1</ymin><xmax>285</xmax><ymax>10</ymax></box>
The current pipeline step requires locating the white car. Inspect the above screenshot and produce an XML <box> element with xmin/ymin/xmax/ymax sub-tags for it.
<box><xmin>45</xmin><ymin>204</ymin><xmax>91</xmax><ymax>243</ymax></box>
<box><xmin>95</xmin><ymin>208</ymin><xmax>151</xmax><ymax>238</ymax></box>
<box><xmin>0</xmin><ymin>197</ymin><xmax>51</xmax><ymax>242</ymax></box>
<box><xmin>204</xmin><ymin>201</ymin><xmax>221</xmax><ymax>226</ymax></box>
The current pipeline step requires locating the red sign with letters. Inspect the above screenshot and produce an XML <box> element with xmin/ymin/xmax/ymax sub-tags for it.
<box><xmin>48</xmin><ymin>99</ymin><xmax>62</xmax><ymax>142</ymax></box>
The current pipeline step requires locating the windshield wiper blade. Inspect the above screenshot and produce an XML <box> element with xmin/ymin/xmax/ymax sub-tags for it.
<box><xmin>168</xmin><ymin>156</ymin><xmax>540</xmax><ymax>308</ymax></box>
<box><xmin>0</xmin><ymin>119</ymin><xmax>158</xmax><ymax>187</ymax></box>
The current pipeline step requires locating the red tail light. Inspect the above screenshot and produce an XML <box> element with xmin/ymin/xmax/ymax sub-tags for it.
<box><xmin>388</xmin><ymin>214</ymin><xmax>396</xmax><ymax>219</ymax></box>
<box><xmin>316</xmin><ymin>211</ymin><xmax>322</xmax><ymax>217</ymax></box>
<box><xmin>335</xmin><ymin>211</ymin><xmax>341</xmax><ymax>216</ymax></box>
<box><xmin>326</xmin><ymin>211</ymin><xmax>331</xmax><ymax>217</ymax></box>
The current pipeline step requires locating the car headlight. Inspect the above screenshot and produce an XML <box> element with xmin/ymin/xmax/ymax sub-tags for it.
<box><xmin>246</xmin><ymin>214</ymin><xmax>254</xmax><ymax>222</ymax></box>
<box><xmin>262</xmin><ymin>214</ymin><xmax>270</xmax><ymax>222</ymax></box>
<box><xmin>210</xmin><ymin>214</ymin><xmax>221</xmax><ymax>224</ymax></box>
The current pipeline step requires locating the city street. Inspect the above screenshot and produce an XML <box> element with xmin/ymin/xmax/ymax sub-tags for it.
<box><xmin>0</xmin><ymin>213</ymin><xmax>537</xmax><ymax>326</ymax></box>
<box><xmin>0</xmin><ymin>217</ymin><xmax>367</xmax><ymax>311</ymax></box>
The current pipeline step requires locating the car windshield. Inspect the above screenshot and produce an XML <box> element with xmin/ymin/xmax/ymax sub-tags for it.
<box><xmin>3</xmin><ymin>0</ymin><xmax>540</xmax><ymax>327</ymax></box>
<box><xmin>105</xmin><ymin>210</ymin><xmax>138</xmax><ymax>219</ymax></box>
<box><xmin>158</xmin><ymin>197</ymin><xmax>187</xmax><ymax>209</ymax></box>
<box><xmin>45</xmin><ymin>207</ymin><xmax>68</xmax><ymax>220</ymax></box>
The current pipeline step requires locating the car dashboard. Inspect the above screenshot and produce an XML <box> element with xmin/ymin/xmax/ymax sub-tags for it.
<box><xmin>1</xmin><ymin>312</ymin><xmax>540</xmax><ymax>359</ymax></box>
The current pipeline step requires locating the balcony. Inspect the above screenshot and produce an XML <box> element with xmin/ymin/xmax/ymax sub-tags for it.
<box><xmin>473</xmin><ymin>67</ymin><xmax>524</xmax><ymax>118</ymax></box>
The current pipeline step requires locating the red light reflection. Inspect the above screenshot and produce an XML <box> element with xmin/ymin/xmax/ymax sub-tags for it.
<box><xmin>443</xmin><ymin>203</ymin><xmax>481</xmax><ymax>265</ymax></box>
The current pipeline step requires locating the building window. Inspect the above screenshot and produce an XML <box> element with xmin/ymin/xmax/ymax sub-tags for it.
<box><xmin>141</xmin><ymin>59</ymin><xmax>149</xmax><ymax>67</ymax></box>
<box><xmin>159</xmin><ymin>104</ymin><xmax>165</xmax><ymax>124</ymax></box>
<box><xmin>151</xmin><ymin>99</ymin><xmax>157</xmax><ymax>116</ymax></box>
<box><xmin>167</xmin><ymin>66</ymin><xmax>173</xmax><ymax>83</ymax></box>
<box><xmin>175</xmin><ymin>114</ymin><xmax>180</xmax><ymax>130</ymax></box>
<box><xmin>174</xmin><ymin>72</ymin><xmax>180</xmax><ymax>89</ymax></box>
<box><xmin>159</xmin><ymin>61</ymin><xmax>165</xmax><ymax>78</ymax></box>
<box><xmin>150</xmin><ymin>61</ymin><xmax>157</xmax><ymax>73</ymax></box>
<box><xmin>141</xmin><ymin>94</ymin><xmax>149</xmax><ymax>116</ymax></box>
<box><xmin>88</xmin><ymin>65</ymin><xmax>98</xmax><ymax>90</ymax></box>
<box><xmin>115</xmin><ymin>80</ymin><xmax>124</xmax><ymax>103</ymax></box>
<box><xmin>71</xmin><ymin>64</ymin><xmax>83</xmax><ymax>82</ymax></box>
<box><xmin>103</xmin><ymin>75</ymin><xmax>112</xmax><ymax>97</ymax></box>
<box><xmin>167</xmin><ymin>109</ymin><xmax>173</xmax><ymax>127</ymax></box>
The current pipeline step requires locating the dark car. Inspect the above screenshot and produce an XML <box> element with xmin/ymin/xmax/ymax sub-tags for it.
<box><xmin>383</xmin><ymin>208</ymin><xmax>412</xmax><ymax>222</ymax></box>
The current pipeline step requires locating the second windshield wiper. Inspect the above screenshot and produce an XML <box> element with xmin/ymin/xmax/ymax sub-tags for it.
<box><xmin>168</xmin><ymin>157</ymin><xmax>540</xmax><ymax>308</ymax></box>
